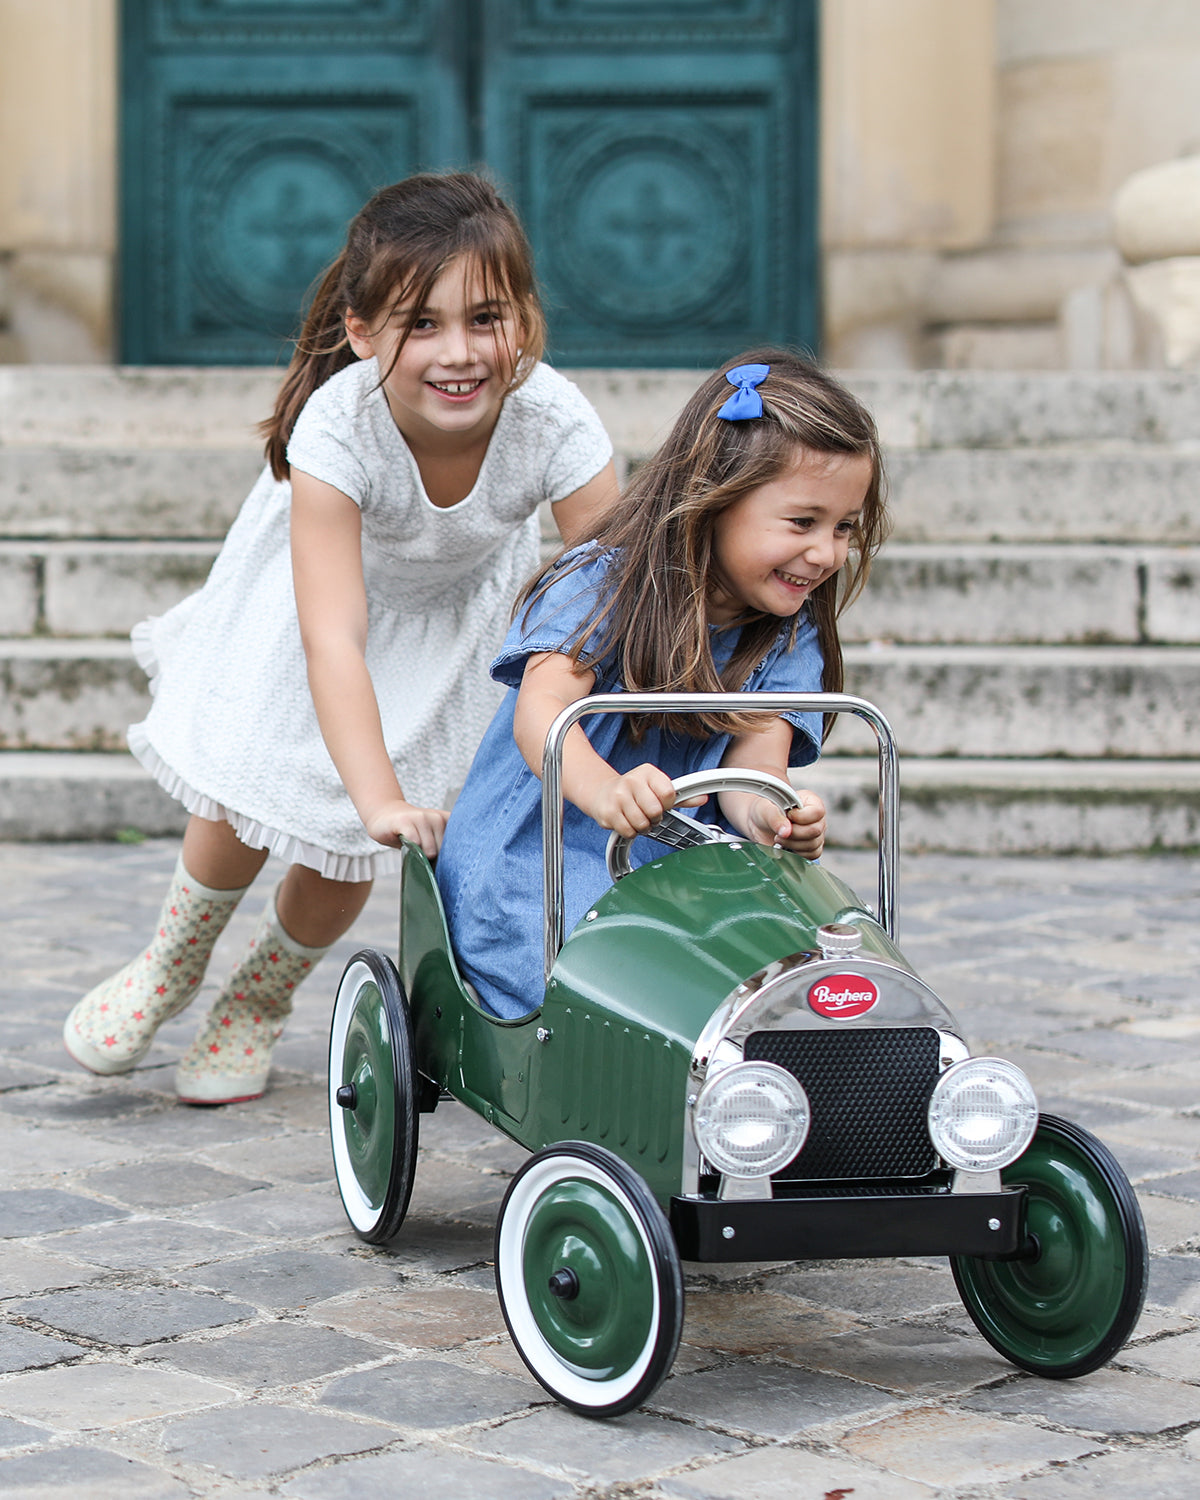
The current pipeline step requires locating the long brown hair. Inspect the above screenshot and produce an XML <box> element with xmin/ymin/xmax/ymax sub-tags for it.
<box><xmin>519</xmin><ymin>348</ymin><xmax>889</xmax><ymax>741</ymax></box>
<box><xmin>261</xmin><ymin>172</ymin><xmax>546</xmax><ymax>479</ymax></box>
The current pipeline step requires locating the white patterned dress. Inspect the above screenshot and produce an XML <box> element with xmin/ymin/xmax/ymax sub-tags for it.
<box><xmin>128</xmin><ymin>358</ymin><xmax>612</xmax><ymax>882</ymax></box>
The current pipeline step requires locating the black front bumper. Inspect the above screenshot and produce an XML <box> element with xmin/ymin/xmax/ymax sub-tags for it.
<box><xmin>670</xmin><ymin>1184</ymin><xmax>1027</xmax><ymax>1262</ymax></box>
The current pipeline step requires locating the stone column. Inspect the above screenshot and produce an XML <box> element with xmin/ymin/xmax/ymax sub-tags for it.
<box><xmin>1113</xmin><ymin>155</ymin><xmax>1200</xmax><ymax>369</ymax></box>
<box><xmin>0</xmin><ymin>0</ymin><xmax>117</xmax><ymax>362</ymax></box>
<box><xmin>821</xmin><ymin>0</ymin><xmax>997</xmax><ymax>367</ymax></box>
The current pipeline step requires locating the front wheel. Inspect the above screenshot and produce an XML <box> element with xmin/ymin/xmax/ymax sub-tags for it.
<box><xmin>328</xmin><ymin>950</ymin><xmax>419</xmax><ymax>1244</ymax></box>
<box><xmin>952</xmin><ymin>1114</ymin><xmax>1148</xmax><ymax>1378</ymax></box>
<box><xmin>495</xmin><ymin>1143</ymin><xmax>684</xmax><ymax>1417</ymax></box>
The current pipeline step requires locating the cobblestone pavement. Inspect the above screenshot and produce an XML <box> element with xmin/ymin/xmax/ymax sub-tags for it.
<box><xmin>1</xmin><ymin>838</ymin><xmax>1198</xmax><ymax>1499</ymax></box>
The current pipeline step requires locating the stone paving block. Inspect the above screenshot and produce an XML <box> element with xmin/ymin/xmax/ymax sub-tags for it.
<box><xmin>1139</xmin><ymin>1170</ymin><xmax>1200</xmax><ymax>1202</ymax></box>
<box><xmin>659</xmin><ymin>1443</ymin><xmax>938</xmax><ymax>1499</ymax></box>
<box><xmin>51</xmin><ymin>1217</ymin><xmax>261</xmax><ymax>1270</ymax></box>
<box><xmin>319</xmin><ymin>1356</ymin><xmax>534</xmax><ymax>1430</ymax></box>
<box><xmin>963</xmin><ymin>1367</ymin><xmax>1200</xmax><ymax>1434</ymax></box>
<box><xmin>138</xmin><ymin>1320</ymin><xmax>382</xmax><ymax>1390</ymax></box>
<box><xmin>0</xmin><ymin>1244</ymin><xmax>105</xmax><ymax>1295</ymax></box>
<box><xmin>80</xmin><ymin>1160</ymin><xmax>271</xmax><ymax>1209</ymax></box>
<box><xmin>0</xmin><ymin>1325</ymin><xmax>86</xmax><ymax>1373</ymax></box>
<box><xmin>650</xmin><ymin>1359</ymin><xmax>898</xmax><ymax>1439</ymax></box>
<box><xmin>0</xmin><ymin>1413</ymin><xmax>51</xmax><ymax>1451</ymax></box>
<box><xmin>768</xmin><ymin>1261</ymin><xmax>960</xmax><ymax>1322</ymax></box>
<box><xmin>1138</xmin><ymin>1193</ymin><xmax>1200</xmax><ymax>1253</ymax></box>
<box><xmin>1</xmin><ymin>1122</ymin><xmax>142</xmax><ymax>1180</ymax></box>
<box><xmin>175</xmin><ymin>1247</ymin><xmax>395</xmax><ymax>1310</ymax></box>
<box><xmin>404</xmin><ymin>1160</ymin><xmax>508</xmax><ymax>1224</ymax></box>
<box><xmin>12</xmin><ymin>1284</ymin><xmax>256</xmax><ymax>1346</ymax></box>
<box><xmin>281</xmin><ymin>1444</ymin><xmax>572</xmax><ymax>1500</ymax></box>
<box><xmin>679</xmin><ymin>1289</ymin><xmax>865</xmax><ymax>1364</ymax></box>
<box><xmin>0</xmin><ymin>1188</ymin><xmax>129</xmax><ymax>1238</ymax></box>
<box><xmin>315</xmin><ymin>1285</ymin><xmax>508</xmax><ymax>1349</ymax></box>
<box><xmin>1147</xmin><ymin>1255</ymin><xmax>1200</xmax><ymax>1314</ymax></box>
<box><xmin>179</xmin><ymin>1184</ymin><xmax>348</xmax><ymax>1240</ymax></box>
<box><xmin>368</xmin><ymin>1218</ymin><xmax>496</xmax><ymax>1274</ymax></box>
<box><xmin>0</xmin><ymin>1444</ymin><xmax>192</xmax><ymax>1498</ymax></box>
<box><xmin>839</xmin><ymin>1407</ymin><xmax>1096</xmax><ymax>1488</ymax></box>
<box><xmin>1116</xmin><ymin>1328</ymin><xmax>1200</xmax><ymax>1382</ymax></box>
<box><xmin>993</xmin><ymin>1443</ymin><xmax>1200</xmax><ymax>1497</ymax></box>
<box><xmin>783</xmin><ymin>1321</ymin><xmax>1010</xmax><ymax>1396</ymax></box>
<box><xmin>206</xmin><ymin>1131</ymin><xmax>333</xmax><ymax>1185</ymax></box>
<box><xmin>463</xmin><ymin>1404</ymin><xmax>744</xmax><ymax>1484</ymax></box>
<box><xmin>0</xmin><ymin>1361</ymin><xmax>235</xmax><ymax>1428</ymax></box>
<box><xmin>1</xmin><ymin>1089</ymin><xmax>165</xmax><ymax>1126</ymax></box>
<box><xmin>157</xmin><ymin>1399</ymin><xmax>398</xmax><ymax>1480</ymax></box>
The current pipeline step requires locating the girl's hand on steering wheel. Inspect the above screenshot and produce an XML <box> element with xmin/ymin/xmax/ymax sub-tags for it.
<box><xmin>745</xmin><ymin>789</ymin><xmax>826</xmax><ymax>859</ymax></box>
<box><xmin>365</xmin><ymin>800</ymin><xmax>448</xmax><ymax>859</ymax></box>
<box><xmin>589</xmin><ymin>764</ymin><xmax>705</xmax><ymax>839</ymax></box>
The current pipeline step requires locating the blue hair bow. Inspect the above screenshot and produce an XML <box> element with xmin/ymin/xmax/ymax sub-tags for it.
<box><xmin>717</xmin><ymin>362</ymin><xmax>770</xmax><ymax>420</ymax></box>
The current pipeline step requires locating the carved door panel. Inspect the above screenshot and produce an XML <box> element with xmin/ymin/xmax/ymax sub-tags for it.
<box><xmin>480</xmin><ymin>0</ymin><xmax>819</xmax><ymax>366</ymax></box>
<box><xmin>120</xmin><ymin>1</ymin><xmax>466</xmax><ymax>363</ymax></box>
<box><xmin>119</xmin><ymin>0</ymin><xmax>817</xmax><ymax>366</ymax></box>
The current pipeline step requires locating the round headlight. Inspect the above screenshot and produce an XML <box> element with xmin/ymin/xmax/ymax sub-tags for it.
<box><xmin>928</xmin><ymin>1057</ymin><xmax>1038</xmax><ymax>1172</ymax></box>
<box><xmin>693</xmin><ymin>1061</ymin><xmax>810</xmax><ymax>1178</ymax></box>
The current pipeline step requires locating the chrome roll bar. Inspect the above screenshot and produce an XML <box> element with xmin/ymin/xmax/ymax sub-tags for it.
<box><xmin>541</xmin><ymin>693</ymin><xmax>899</xmax><ymax>982</ymax></box>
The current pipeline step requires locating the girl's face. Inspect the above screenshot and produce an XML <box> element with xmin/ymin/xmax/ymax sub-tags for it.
<box><xmin>344</xmin><ymin>255</ymin><xmax>522</xmax><ymax>449</ymax></box>
<box><xmin>707</xmin><ymin>450</ymin><xmax>874</xmax><ymax>627</ymax></box>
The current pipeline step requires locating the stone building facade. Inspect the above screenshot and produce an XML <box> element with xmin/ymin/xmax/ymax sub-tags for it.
<box><xmin>2</xmin><ymin>0</ymin><xmax>1199</xmax><ymax>369</ymax></box>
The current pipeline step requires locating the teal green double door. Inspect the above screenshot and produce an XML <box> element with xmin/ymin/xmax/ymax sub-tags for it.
<box><xmin>120</xmin><ymin>1</ymin><xmax>818</xmax><ymax>367</ymax></box>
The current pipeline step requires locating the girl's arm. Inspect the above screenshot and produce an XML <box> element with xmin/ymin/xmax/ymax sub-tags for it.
<box><xmin>512</xmin><ymin>650</ymin><xmax>687</xmax><ymax>838</ymax></box>
<box><xmin>550</xmin><ymin>461</ymin><xmax>619</xmax><ymax>548</ymax></box>
<box><xmin>718</xmin><ymin>717</ymin><xmax>827</xmax><ymax>859</ymax></box>
<box><xmin>290</xmin><ymin>468</ymin><xmax>446</xmax><ymax>857</ymax></box>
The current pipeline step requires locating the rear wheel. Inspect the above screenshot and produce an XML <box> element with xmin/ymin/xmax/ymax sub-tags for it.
<box><xmin>328</xmin><ymin>950</ymin><xmax>418</xmax><ymax>1244</ymax></box>
<box><xmin>952</xmin><ymin>1115</ymin><xmax>1147</xmax><ymax>1378</ymax></box>
<box><xmin>495</xmin><ymin>1142</ymin><xmax>684</xmax><ymax>1417</ymax></box>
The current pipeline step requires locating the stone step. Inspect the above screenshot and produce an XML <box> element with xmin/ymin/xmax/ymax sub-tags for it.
<box><xmin>2</xmin><ymin>749</ymin><xmax>1195</xmax><ymax>854</ymax></box>
<box><xmin>5</xmin><ymin>367</ymin><xmax>1198</xmax><ymax>452</ymax></box>
<box><xmin>0</xmin><ymin>541</ymin><xmax>219</xmax><ymax>636</ymax></box>
<box><xmin>835</xmin><ymin>644</ymin><xmax>1200</xmax><ymax>759</ymax></box>
<box><xmin>5</xmin><ymin>443</ymin><xmax>1199</xmax><ymax>545</ymax></box>
<box><xmin>3</xmin><ymin>638</ymin><xmax>1196</xmax><ymax>759</ymax></box>
<box><xmin>844</xmin><ymin>544</ymin><xmax>1198</xmax><ymax>645</ymax></box>
<box><xmin>3</xmin><ymin>539</ymin><xmax>1193</xmax><ymax>645</ymax></box>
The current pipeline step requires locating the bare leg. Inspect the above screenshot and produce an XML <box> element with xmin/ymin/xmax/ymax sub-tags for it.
<box><xmin>182</xmin><ymin>814</ymin><xmax>269</xmax><ymax>889</ymax></box>
<box><xmin>276</xmin><ymin>864</ymin><xmax>373</xmax><ymax>948</ymax></box>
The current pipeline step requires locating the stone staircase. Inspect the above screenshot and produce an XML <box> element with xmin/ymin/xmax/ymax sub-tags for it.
<box><xmin>1</xmin><ymin>366</ymin><xmax>1197</xmax><ymax>852</ymax></box>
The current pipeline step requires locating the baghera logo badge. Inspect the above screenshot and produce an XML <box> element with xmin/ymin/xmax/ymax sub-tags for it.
<box><xmin>808</xmin><ymin>973</ymin><xmax>879</xmax><ymax>1019</ymax></box>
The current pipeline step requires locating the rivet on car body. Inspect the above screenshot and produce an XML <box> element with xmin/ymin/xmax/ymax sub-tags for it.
<box><xmin>722</xmin><ymin>1226</ymin><xmax>735</xmax><ymax>1239</ymax></box>
<box><xmin>536</xmin><ymin>1027</ymin><xmax>552</xmax><ymax>1043</ymax></box>
<box><xmin>585</xmin><ymin>910</ymin><xmax>598</xmax><ymax>921</ymax></box>
<box><xmin>988</xmin><ymin>1218</ymin><xmax>1001</xmax><ymax>1230</ymax></box>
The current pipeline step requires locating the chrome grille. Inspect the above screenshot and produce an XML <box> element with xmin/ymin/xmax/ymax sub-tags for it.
<box><xmin>744</xmin><ymin>1026</ymin><xmax>940</xmax><ymax>1180</ymax></box>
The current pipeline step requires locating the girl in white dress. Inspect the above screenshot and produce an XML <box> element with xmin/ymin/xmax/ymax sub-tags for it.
<box><xmin>63</xmin><ymin>172</ymin><xmax>617</xmax><ymax>1104</ymax></box>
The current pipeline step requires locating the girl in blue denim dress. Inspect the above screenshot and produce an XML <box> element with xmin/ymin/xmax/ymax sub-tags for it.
<box><xmin>437</xmin><ymin>350</ymin><xmax>891</xmax><ymax>1018</ymax></box>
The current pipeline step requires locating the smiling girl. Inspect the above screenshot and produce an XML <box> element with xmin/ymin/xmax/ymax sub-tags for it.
<box><xmin>435</xmin><ymin>350</ymin><xmax>890</xmax><ymax>1018</ymax></box>
<box><xmin>63</xmin><ymin>172</ymin><xmax>616</xmax><ymax>1102</ymax></box>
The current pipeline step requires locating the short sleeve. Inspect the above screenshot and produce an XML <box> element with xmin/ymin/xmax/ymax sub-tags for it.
<box><xmin>538</xmin><ymin>378</ymin><xmax>614</xmax><ymax>503</ymax></box>
<box><xmin>747</xmin><ymin>614</ymin><xmax>826</xmax><ymax>768</ymax></box>
<box><xmin>285</xmin><ymin>364</ymin><xmax>373</xmax><ymax>507</ymax></box>
<box><xmin>490</xmin><ymin>548</ymin><xmax>614</xmax><ymax>689</ymax></box>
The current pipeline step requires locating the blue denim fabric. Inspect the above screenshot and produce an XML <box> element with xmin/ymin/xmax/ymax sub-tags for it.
<box><xmin>435</xmin><ymin>548</ymin><xmax>824</xmax><ymax>1019</ymax></box>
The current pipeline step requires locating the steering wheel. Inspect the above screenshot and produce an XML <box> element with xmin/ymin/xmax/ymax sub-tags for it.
<box><xmin>605</xmin><ymin>768</ymin><xmax>801</xmax><ymax>882</ymax></box>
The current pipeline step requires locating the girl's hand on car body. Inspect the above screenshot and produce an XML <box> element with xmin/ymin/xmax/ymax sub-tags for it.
<box><xmin>365</xmin><ymin>799</ymin><xmax>448</xmax><ymax>858</ymax></box>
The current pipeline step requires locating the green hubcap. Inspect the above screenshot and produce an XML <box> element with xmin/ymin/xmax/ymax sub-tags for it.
<box><xmin>341</xmin><ymin>982</ymin><xmax>396</xmax><ymax>1211</ymax></box>
<box><xmin>960</xmin><ymin>1132</ymin><xmax>1128</xmax><ymax>1368</ymax></box>
<box><xmin>522</xmin><ymin>1179</ymin><xmax>654</xmax><ymax>1379</ymax></box>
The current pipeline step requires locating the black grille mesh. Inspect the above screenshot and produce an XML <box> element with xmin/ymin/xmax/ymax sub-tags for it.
<box><xmin>745</xmin><ymin>1027</ymin><xmax>940</xmax><ymax>1180</ymax></box>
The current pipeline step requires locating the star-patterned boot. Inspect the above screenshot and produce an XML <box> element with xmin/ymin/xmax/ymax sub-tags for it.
<box><xmin>174</xmin><ymin>890</ymin><xmax>331</xmax><ymax>1105</ymax></box>
<box><xmin>63</xmin><ymin>856</ymin><xmax>251</xmax><ymax>1075</ymax></box>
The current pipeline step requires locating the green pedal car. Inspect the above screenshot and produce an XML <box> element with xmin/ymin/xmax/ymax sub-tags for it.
<box><xmin>328</xmin><ymin>692</ymin><xmax>1148</xmax><ymax>1418</ymax></box>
